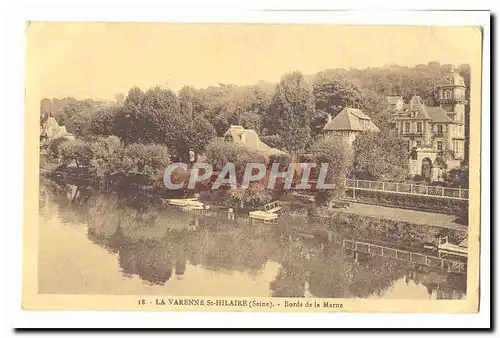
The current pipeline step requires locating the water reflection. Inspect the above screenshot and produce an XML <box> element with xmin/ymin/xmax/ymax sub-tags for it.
<box><xmin>39</xmin><ymin>184</ymin><xmax>466</xmax><ymax>299</ymax></box>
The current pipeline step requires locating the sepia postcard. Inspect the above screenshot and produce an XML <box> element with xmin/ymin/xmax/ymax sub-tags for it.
<box><xmin>22</xmin><ymin>21</ymin><xmax>483</xmax><ymax>315</ymax></box>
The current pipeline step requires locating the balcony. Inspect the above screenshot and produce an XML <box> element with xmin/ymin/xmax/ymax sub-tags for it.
<box><xmin>399</xmin><ymin>131</ymin><xmax>424</xmax><ymax>137</ymax></box>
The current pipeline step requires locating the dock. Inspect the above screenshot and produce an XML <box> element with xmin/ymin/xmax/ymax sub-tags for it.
<box><xmin>249</xmin><ymin>210</ymin><xmax>278</xmax><ymax>220</ymax></box>
<box><xmin>167</xmin><ymin>198</ymin><xmax>205</xmax><ymax>211</ymax></box>
<box><xmin>249</xmin><ymin>201</ymin><xmax>282</xmax><ymax>222</ymax></box>
<box><xmin>437</xmin><ymin>236</ymin><xmax>468</xmax><ymax>258</ymax></box>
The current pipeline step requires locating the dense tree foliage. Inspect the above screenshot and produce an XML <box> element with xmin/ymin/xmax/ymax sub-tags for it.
<box><xmin>265</xmin><ymin>71</ymin><xmax>315</xmax><ymax>156</ymax></box>
<box><xmin>50</xmin><ymin>135</ymin><xmax>170</xmax><ymax>179</ymax></box>
<box><xmin>204</xmin><ymin>138</ymin><xmax>268</xmax><ymax>172</ymax></box>
<box><xmin>91</xmin><ymin>107</ymin><xmax>119</xmax><ymax>137</ymax></box>
<box><xmin>352</xmin><ymin>132</ymin><xmax>409</xmax><ymax>181</ymax></box>
<box><xmin>310</xmin><ymin>137</ymin><xmax>353</xmax><ymax>205</ymax></box>
<box><xmin>56</xmin><ymin>139</ymin><xmax>93</xmax><ymax>168</ymax></box>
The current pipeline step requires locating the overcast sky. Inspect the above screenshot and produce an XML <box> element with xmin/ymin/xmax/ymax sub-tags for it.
<box><xmin>26</xmin><ymin>23</ymin><xmax>481</xmax><ymax>100</ymax></box>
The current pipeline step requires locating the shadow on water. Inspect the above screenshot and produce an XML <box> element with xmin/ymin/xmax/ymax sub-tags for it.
<box><xmin>40</xmin><ymin>181</ymin><xmax>467</xmax><ymax>299</ymax></box>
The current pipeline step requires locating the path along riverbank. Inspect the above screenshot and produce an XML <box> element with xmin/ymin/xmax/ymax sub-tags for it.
<box><xmin>338</xmin><ymin>202</ymin><xmax>467</xmax><ymax>231</ymax></box>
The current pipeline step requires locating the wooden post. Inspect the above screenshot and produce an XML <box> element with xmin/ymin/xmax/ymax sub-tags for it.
<box><xmin>396</xmin><ymin>183</ymin><xmax>399</xmax><ymax>192</ymax></box>
<box><xmin>426</xmin><ymin>186</ymin><xmax>429</xmax><ymax>196</ymax></box>
<box><xmin>441</xmin><ymin>187</ymin><xmax>445</xmax><ymax>197</ymax></box>
<box><xmin>382</xmin><ymin>182</ymin><xmax>385</xmax><ymax>191</ymax></box>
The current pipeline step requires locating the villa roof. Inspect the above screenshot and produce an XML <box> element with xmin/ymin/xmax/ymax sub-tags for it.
<box><xmin>323</xmin><ymin>109</ymin><xmax>363</xmax><ymax>131</ymax></box>
<box><xmin>426</xmin><ymin>107</ymin><xmax>454</xmax><ymax>123</ymax></box>
<box><xmin>394</xmin><ymin>95</ymin><xmax>455</xmax><ymax>124</ymax></box>
<box><xmin>323</xmin><ymin>107</ymin><xmax>380</xmax><ymax>132</ymax></box>
<box><xmin>224</xmin><ymin>125</ymin><xmax>283</xmax><ymax>156</ymax></box>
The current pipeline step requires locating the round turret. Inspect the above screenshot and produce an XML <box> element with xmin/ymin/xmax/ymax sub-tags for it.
<box><xmin>442</xmin><ymin>69</ymin><xmax>466</xmax><ymax>87</ymax></box>
<box><xmin>437</xmin><ymin>69</ymin><xmax>467</xmax><ymax>104</ymax></box>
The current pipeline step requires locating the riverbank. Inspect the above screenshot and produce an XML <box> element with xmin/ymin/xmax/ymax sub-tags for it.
<box><xmin>339</xmin><ymin>202</ymin><xmax>466</xmax><ymax>231</ymax></box>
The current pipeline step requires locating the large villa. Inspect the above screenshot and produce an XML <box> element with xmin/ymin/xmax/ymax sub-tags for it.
<box><xmin>389</xmin><ymin>69</ymin><xmax>467</xmax><ymax>181</ymax></box>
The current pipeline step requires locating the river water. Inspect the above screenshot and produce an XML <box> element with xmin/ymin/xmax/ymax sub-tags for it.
<box><xmin>38</xmin><ymin>185</ymin><xmax>466</xmax><ymax>299</ymax></box>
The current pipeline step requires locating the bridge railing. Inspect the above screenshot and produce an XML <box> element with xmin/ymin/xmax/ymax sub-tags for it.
<box><xmin>345</xmin><ymin>179</ymin><xmax>468</xmax><ymax>201</ymax></box>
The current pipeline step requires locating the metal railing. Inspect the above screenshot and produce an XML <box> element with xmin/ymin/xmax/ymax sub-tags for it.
<box><xmin>345</xmin><ymin>179</ymin><xmax>469</xmax><ymax>201</ymax></box>
<box><xmin>343</xmin><ymin>239</ymin><xmax>467</xmax><ymax>274</ymax></box>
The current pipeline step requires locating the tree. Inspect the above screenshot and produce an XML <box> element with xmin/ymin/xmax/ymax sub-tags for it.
<box><xmin>266</xmin><ymin>71</ymin><xmax>314</xmax><ymax>156</ymax></box>
<box><xmin>171</xmin><ymin>89</ymin><xmax>217</xmax><ymax>161</ymax></box>
<box><xmin>119</xmin><ymin>86</ymin><xmax>146</xmax><ymax>145</ymax></box>
<box><xmin>352</xmin><ymin>132</ymin><xmax>408</xmax><ymax>181</ymax></box>
<box><xmin>89</xmin><ymin>136</ymin><xmax>124</xmax><ymax>177</ymax></box>
<box><xmin>190</xmin><ymin>84</ymin><xmax>271</xmax><ymax>136</ymax></box>
<box><xmin>313</xmin><ymin>73</ymin><xmax>363</xmax><ymax>117</ymax></box>
<box><xmin>310</xmin><ymin>137</ymin><xmax>353</xmax><ymax>205</ymax></box>
<box><xmin>89</xmin><ymin>137</ymin><xmax>170</xmax><ymax>180</ymax></box>
<box><xmin>260</xmin><ymin>135</ymin><xmax>286</xmax><ymax>150</ymax></box>
<box><xmin>66</xmin><ymin>112</ymin><xmax>93</xmax><ymax>137</ymax></box>
<box><xmin>141</xmin><ymin>86</ymin><xmax>180</xmax><ymax>144</ymax></box>
<box><xmin>57</xmin><ymin>139</ymin><xmax>93</xmax><ymax>168</ymax></box>
<box><xmin>444</xmin><ymin>166</ymin><xmax>469</xmax><ymax>189</ymax></box>
<box><xmin>124</xmin><ymin>143</ymin><xmax>171</xmax><ymax>176</ymax></box>
<box><xmin>91</xmin><ymin>107</ymin><xmax>120</xmax><ymax>136</ymax></box>
<box><xmin>204</xmin><ymin>138</ymin><xmax>252</xmax><ymax>171</ymax></box>
<box><xmin>47</xmin><ymin>136</ymin><xmax>70</xmax><ymax>159</ymax></box>
<box><xmin>312</xmin><ymin>73</ymin><xmax>387</xmax><ymax>136</ymax></box>
<box><xmin>114</xmin><ymin>93</ymin><xmax>125</xmax><ymax>106</ymax></box>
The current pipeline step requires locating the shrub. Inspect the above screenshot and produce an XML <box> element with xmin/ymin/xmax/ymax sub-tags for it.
<box><xmin>57</xmin><ymin>139</ymin><xmax>93</xmax><ymax>167</ymax></box>
<box><xmin>310</xmin><ymin>136</ymin><xmax>352</xmax><ymax>203</ymax></box>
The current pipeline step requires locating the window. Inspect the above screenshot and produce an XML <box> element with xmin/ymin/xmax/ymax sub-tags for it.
<box><xmin>437</xmin><ymin>125</ymin><xmax>443</xmax><ymax>135</ymax></box>
<box><xmin>437</xmin><ymin>141</ymin><xmax>443</xmax><ymax>151</ymax></box>
<box><xmin>416</xmin><ymin>141</ymin><xmax>421</xmax><ymax>147</ymax></box>
<box><xmin>406</xmin><ymin>141</ymin><xmax>411</xmax><ymax>151</ymax></box>
<box><xmin>417</xmin><ymin>122</ymin><xmax>423</xmax><ymax>133</ymax></box>
<box><xmin>444</xmin><ymin>90</ymin><xmax>452</xmax><ymax>99</ymax></box>
<box><xmin>405</xmin><ymin>122</ymin><xmax>411</xmax><ymax>133</ymax></box>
